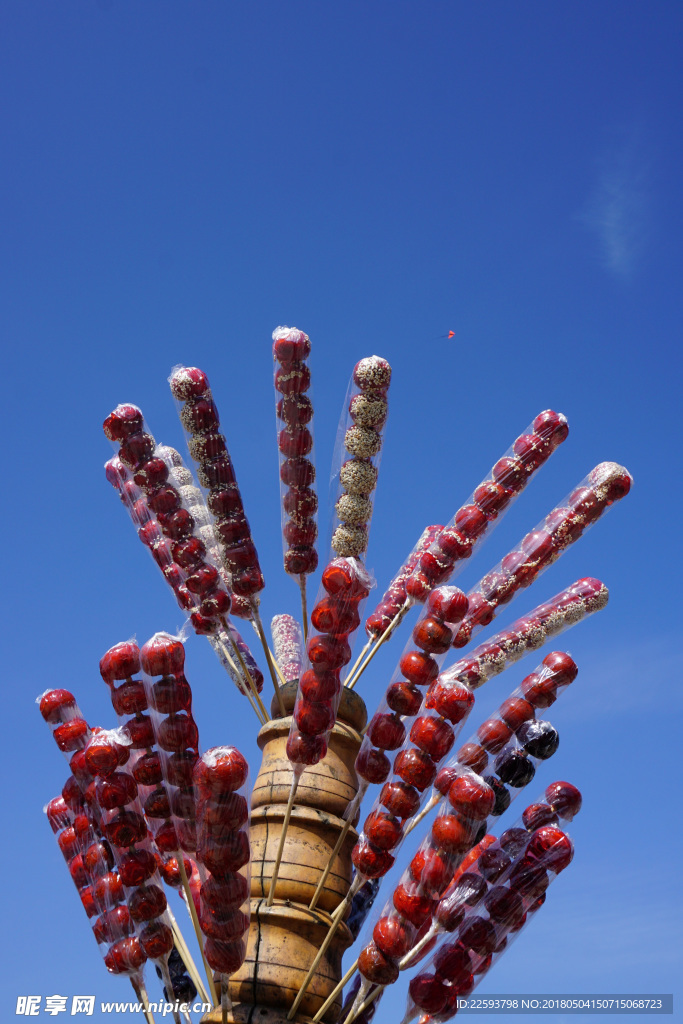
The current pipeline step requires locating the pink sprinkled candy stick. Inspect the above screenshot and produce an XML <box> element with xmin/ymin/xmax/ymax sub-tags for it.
<box><xmin>271</xmin><ymin>614</ymin><xmax>304</xmax><ymax>684</ymax></box>
<box><xmin>272</xmin><ymin>326</ymin><xmax>318</xmax><ymax>641</ymax></box>
<box><xmin>450</xmin><ymin>462</ymin><xmax>632</xmax><ymax>651</ymax></box>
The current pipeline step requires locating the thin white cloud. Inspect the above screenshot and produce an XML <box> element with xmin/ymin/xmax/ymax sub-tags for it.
<box><xmin>581</xmin><ymin>123</ymin><xmax>652</xmax><ymax>278</ymax></box>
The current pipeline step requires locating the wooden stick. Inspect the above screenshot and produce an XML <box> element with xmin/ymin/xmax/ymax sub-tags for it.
<box><xmin>131</xmin><ymin>975</ymin><xmax>156</xmax><ymax>1024</ymax></box>
<box><xmin>403</xmin><ymin>793</ymin><xmax>440</xmax><ymax>836</ymax></box>
<box><xmin>178</xmin><ymin>856</ymin><xmax>219</xmax><ymax>1007</ymax></box>
<box><xmin>345</xmin><ymin>603</ymin><xmax>409</xmax><ymax>691</ymax></box>
<box><xmin>158</xmin><ymin>958</ymin><xmax>183</xmax><ymax>1024</ymax></box>
<box><xmin>267</xmin><ymin>773</ymin><xmax>300</xmax><ymax>906</ymax></box>
<box><xmin>251</xmin><ymin>602</ymin><xmax>286</xmax><ymax>716</ymax></box>
<box><xmin>299</xmin><ymin>573</ymin><xmax>309</xmax><ymax>643</ymax></box>
<box><xmin>398</xmin><ymin>922</ymin><xmax>438</xmax><ymax>970</ymax></box>
<box><xmin>167</xmin><ymin>905</ymin><xmax>210</xmax><ymax>1006</ymax></box>
<box><xmin>343</xmin><ymin>983</ymin><xmax>384</xmax><ymax>1024</ymax></box>
<box><xmin>220</xmin><ymin>974</ymin><xmax>231</xmax><ymax>1024</ymax></box>
<box><xmin>343</xmin><ymin>638</ymin><xmax>372</xmax><ymax>689</ymax></box>
<box><xmin>287</xmin><ymin>877</ymin><xmax>362</xmax><ymax>1020</ymax></box>
<box><xmin>221</xmin><ymin>623</ymin><xmax>270</xmax><ymax>723</ymax></box>
<box><xmin>308</xmin><ymin>817</ymin><xmax>354</xmax><ymax>911</ymax></box>
<box><xmin>311</xmin><ymin>958</ymin><xmax>359</xmax><ymax>1022</ymax></box>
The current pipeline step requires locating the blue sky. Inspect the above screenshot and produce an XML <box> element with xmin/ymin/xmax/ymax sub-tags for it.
<box><xmin>1</xmin><ymin>3</ymin><xmax>681</xmax><ymax>1022</ymax></box>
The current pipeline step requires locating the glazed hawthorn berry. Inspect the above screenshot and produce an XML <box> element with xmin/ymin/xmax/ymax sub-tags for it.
<box><xmin>283</xmin><ymin>518</ymin><xmax>317</xmax><ymax>547</ymax></box>
<box><xmin>392</xmin><ymin>884</ymin><xmax>435</xmax><ymax>928</ymax></box>
<box><xmin>200</xmin><ymin>833</ymin><xmax>250</xmax><ymax>876</ymax></box>
<box><xmin>284</xmin><ymin>546</ymin><xmax>318</xmax><ymax>574</ymax></box>
<box><xmin>83</xmin><ymin>840</ymin><xmax>114</xmax><ymax>875</ymax></box>
<box><xmin>139</xmin><ymin>920</ymin><xmax>173</xmax><ymax>959</ymax></box>
<box><xmin>286</xmin><ymin>730</ymin><xmax>327</xmax><ymax>766</ymax></box>
<box><xmin>431</xmin><ymin>814</ymin><xmax>476</xmax><ymax>854</ymax></box>
<box><xmin>193</xmin><ymin>747</ymin><xmax>248</xmax><ymax>796</ymax></box>
<box><xmin>523</xmin><ymin>803</ymin><xmax>559</xmax><ymax>831</ymax></box>
<box><xmin>433</xmin><ymin>765</ymin><xmax>460</xmax><ymax>797</ymax></box>
<box><xmin>521</xmin><ymin>671</ymin><xmax>558</xmax><ymax>708</ymax></box>
<box><xmin>104</xmin><ymin>810</ymin><xmax>148</xmax><ymax>848</ymax></box>
<box><xmin>413</xmin><ymin>616</ymin><xmax>453</xmax><ymax>655</ymax></box>
<box><xmin>499</xmin><ymin>828</ymin><xmax>530</xmax><ymax>857</ymax></box>
<box><xmin>433</xmin><ymin>942</ymin><xmax>472</xmax><ymax>984</ymax></box>
<box><xmin>201</xmin><ymin>872</ymin><xmax>249</xmax><ymax>910</ymax></box>
<box><xmin>119</xmin><ymin>849</ymin><xmax>156</xmax><ymax>886</ymax></box>
<box><xmin>425</xmin><ymin>680</ymin><xmax>474</xmax><ymax>725</ymax></box>
<box><xmin>367</xmin><ymin>712</ymin><xmax>405</xmax><ymax>751</ymax></box>
<box><xmin>484</xmin><ymin>886</ymin><xmax>525</xmax><ymax>927</ymax></box>
<box><xmin>280</xmin><ymin>457</ymin><xmax>315</xmax><ymax>488</ymax></box>
<box><xmin>394</xmin><ymin>748</ymin><xmax>437</xmax><ymax>791</ymax></box>
<box><xmin>483</xmin><ymin>776</ymin><xmax>511</xmax><ymax>816</ymax></box>
<box><xmin>307</xmin><ymin>635</ymin><xmax>351</xmax><ymax>671</ymax></box>
<box><xmin>153</xmin><ymin>821</ymin><xmax>180</xmax><ymax>854</ymax></box>
<box><xmin>448</xmin><ymin>776</ymin><xmax>495</xmax><ymax>821</ymax></box>
<box><xmin>357</xmin><ymin>943</ymin><xmax>399</xmax><ymax>985</ymax></box>
<box><xmin>498</xmin><ymin>696</ymin><xmax>535</xmax><ymax>730</ymax></box>
<box><xmin>150</xmin><ymin>677</ymin><xmax>191</xmax><ymax>715</ymax></box>
<box><xmin>294</xmin><ymin>698</ymin><xmax>334</xmax><ymax>736</ymax></box>
<box><xmin>494</xmin><ymin>748</ymin><xmax>535</xmax><ymax>787</ymax></box>
<box><xmin>380</xmin><ymin>781</ymin><xmax>420</xmax><ymax>819</ymax></box>
<box><xmin>57</xmin><ymin>827</ymin><xmax>79</xmax><ymax>860</ymax></box>
<box><xmin>62</xmin><ymin>776</ymin><xmax>84</xmax><ymax>812</ymax></box>
<box><xmin>456</xmin><ymin>742</ymin><xmax>488</xmax><ymax>775</ymax></box>
<box><xmin>133</xmin><ymin>752</ymin><xmax>163</xmax><ymax>787</ymax></box>
<box><xmin>526</xmin><ymin>825</ymin><xmax>573</xmax><ymax>871</ymax></box>
<box><xmin>459</xmin><ymin>915</ymin><xmax>498</xmax><ymax>955</ymax></box>
<box><xmin>351</xmin><ymin>838</ymin><xmax>395</xmax><ymax>878</ymax></box>
<box><xmin>140</xmin><ymin>634</ymin><xmax>185</xmax><ymax>676</ymax></box>
<box><xmin>94</xmin><ymin>905</ymin><xmax>133</xmax><ymax>944</ymax></box>
<box><xmin>54</xmin><ymin>718</ymin><xmax>89</xmax><ymax>752</ymax></box>
<box><xmin>170</xmin><ymin>366</ymin><xmax>210</xmax><ymax>399</ymax></box>
<box><xmin>517</xmin><ymin>719</ymin><xmax>559</xmax><ymax>759</ymax></box>
<box><xmin>39</xmin><ymin>689</ymin><xmax>77</xmax><ymax>723</ymax></box>
<box><xmin>418</xmin><ymin>550</ymin><xmax>452</xmax><ymax>585</ymax></box>
<box><xmin>543</xmin><ymin>651</ymin><xmax>578</xmax><ymax>685</ymax></box>
<box><xmin>410</xmin><ymin>846</ymin><xmax>451</xmax><ymax>897</ymax></box>
<box><xmin>545</xmin><ymin>780</ymin><xmax>582</xmax><ymax>820</ymax></box>
<box><xmin>386</xmin><ymin>680</ymin><xmax>422</xmax><ymax>716</ymax></box>
<box><xmin>373</xmin><ymin>915</ymin><xmax>412</xmax><ymax>958</ymax></box>
<box><xmin>427</xmin><ymin>586</ymin><xmax>468</xmax><ymax>623</ymax></box>
<box><xmin>93</xmin><ymin>872</ymin><xmax>124</xmax><ymax>909</ymax></box>
<box><xmin>509</xmin><ymin>861</ymin><xmax>549</xmax><ymax>899</ymax></box>
<box><xmin>172</xmin><ymin>536</ymin><xmax>206</xmax><ymax>569</ymax></box>
<box><xmin>278</xmin><ymin>393</ymin><xmax>313</xmax><ymax>425</ymax></box>
<box><xmin>455</xmin><ymin>505</ymin><xmax>488</xmax><ymax>540</ymax></box>
<box><xmin>204</xmin><ymin>938</ymin><xmax>246</xmax><ymax>975</ymax></box>
<box><xmin>299</xmin><ymin>668</ymin><xmax>340</xmax><ymax>702</ymax></box>
<box><xmin>157</xmin><ymin>714</ymin><xmax>198</xmax><ymax>753</ymax></box>
<box><xmin>400</xmin><ymin>651</ymin><xmax>439</xmax><ymax>687</ymax></box>
<box><xmin>410</xmin><ymin>715</ymin><xmax>455</xmax><ymax>761</ymax></box>
<box><xmin>143</xmin><ymin>788</ymin><xmax>172</xmax><ymax>819</ymax></box>
<box><xmin>128</xmin><ymin>884</ymin><xmax>167</xmax><ymax>923</ymax></box>
<box><xmin>492</xmin><ymin>455</ymin><xmax>525</xmax><ymax>490</ymax></box>
<box><xmin>104</xmin><ymin>936</ymin><xmax>146</xmax><ymax>974</ymax></box>
<box><xmin>310</xmin><ymin>597</ymin><xmax>359</xmax><ymax>636</ymax></box>
<box><xmin>364</xmin><ymin>810</ymin><xmax>403</xmax><ymax>850</ymax></box>
<box><xmin>111</xmin><ymin>679</ymin><xmax>148</xmax><ymax>716</ymax></box>
<box><xmin>409</xmin><ymin>973</ymin><xmax>449</xmax><ymax>1014</ymax></box>
<box><xmin>356</xmin><ymin>746</ymin><xmax>390</xmax><ymax>784</ymax></box>
<box><xmin>477</xmin><ymin>718</ymin><xmax>513</xmax><ymax>754</ymax></box>
<box><xmin>103</xmin><ymin>404</ymin><xmax>143</xmax><ymax>441</ymax></box>
<box><xmin>473</xmin><ymin>481</ymin><xmax>511</xmax><ymax>517</ymax></box>
<box><xmin>478</xmin><ymin>845</ymin><xmax>512</xmax><ymax>882</ymax></box>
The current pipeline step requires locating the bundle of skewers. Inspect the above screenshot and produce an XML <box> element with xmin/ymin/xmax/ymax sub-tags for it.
<box><xmin>38</xmin><ymin>326</ymin><xmax>632</xmax><ymax>1023</ymax></box>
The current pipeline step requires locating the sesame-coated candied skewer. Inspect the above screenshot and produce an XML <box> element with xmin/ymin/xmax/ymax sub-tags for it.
<box><xmin>272</xmin><ymin>326</ymin><xmax>318</xmax><ymax>641</ymax></box>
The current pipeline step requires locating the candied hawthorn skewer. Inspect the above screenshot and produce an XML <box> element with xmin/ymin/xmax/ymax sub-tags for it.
<box><xmin>345</xmin><ymin>410</ymin><xmax>569</xmax><ymax>693</ymax></box>
<box><xmin>193</xmin><ymin>747</ymin><xmax>251</xmax><ymax>1024</ymax></box>
<box><xmin>168</xmin><ymin>367</ymin><xmax>284</xmax><ymax>713</ymax></box>
<box><xmin>272</xmin><ymin>326</ymin><xmax>318</xmax><ymax>640</ymax></box>
<box><xmin>450</xmin><ymin>462</ymin><xmax>632</xmax><ymax>651</ymax></box>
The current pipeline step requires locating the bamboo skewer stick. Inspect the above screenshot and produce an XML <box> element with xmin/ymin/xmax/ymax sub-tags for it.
<box><xmin>131</xmin><ymin>976</ymin><xmax>156</xmax><ymax>1024</ymax></box>
<box><xmin>267</xmin><ymin>774</ymin><xmax>300</xmax><ymax>906</ymax></box>
<box><xmin>177</xmin><ymin>856</ymin><xmax>218</xmax><ymax>1007</ymax></box>
<box><xmin>167</xmin><ymin>905</ymin><xmax>210</xmax><ymax>1007</ymax></box>
<box><xmin>308</xmin><ymin>817</ymin><xmax>354</xmax><ymax>911</ymax></box>
<box><xmin>403</xmin><ymin>793</ymin><xmax>440</xmax><ymax>836</ymax></box>
<box><xmin>215</xmin><ymin>636</ymin><xmax>266</xmax><ymax>726</ymax></box>
<box><xmin>343</xmin><ymin>639</ymin><xmax>372</xmax><ymax>689</ymax></box>
<box><xmin>220</xmin><ymin>975</ymin><xmax>231</xmax><ymax>1024</ymax></box>
<box><xmin>299</xmin><ymin>573</ymin><xmax>309</xmax><ymax>643</ymax></box>
<box><xmin>287</xmin><ymin>876</ymin><xmax>362</xmax><ymax>1020</ymax></box>
<box><xmin>345</xmin><ymin>603</ymin><xmax>409</xmax><ymax>691</ymax></box>
<box><xmin>159</xmin><ymin>960</ymin><xmax>183</xmax><ymax>1024</ymax></box>
<box><xmin>220</xmin><ymin>623</ymin><xmax>270</xmax><ymax>723</ymax></box>
<box><xmin>251</xmin><ymin>603</ymin><xmax>286</xmax><ymax>716</ymax></box>
<box><xmin>311</xmin><ymin>958</ymin><xmax>359</xmax><ymax>1023</ymax></box>
<box><xmin>343</xmin><ymin>983</ymin><xmax>384</xmax><ymax>1024</ymax></box>
<box><xmin>398</xmin><ymin>923</ymin><xmax>438</xmax><ymax>970</ymax></box>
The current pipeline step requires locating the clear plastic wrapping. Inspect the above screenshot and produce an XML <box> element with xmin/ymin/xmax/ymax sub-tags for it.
<box><xmin>192</xmin><ymin>746</ymin><xmax>251</xmax><ymax>997</ymax></box>
<box><xmin>271</xmin><ymin>614</ymin><xmax>304</xmax><ymax>683</ymax></box>
<box><xmin>404</xmin><ymin>411</ymin><xmax>569</xmax><ymax>607</ymax></box>
<box><xmin>272</xmin><ymin>327</ymin><xmax>319</xmax><ymax>577</ymax></box>
<box><xmin>440</xmin><ymin>577</ymin><xmax>608</xmax><ymax>690</ymax></box>
<box><xmin>328</xmin><ymin>357</ymin><xmax>392</xmax><ymax>561</ymax></box>
<box><xmin>450</xmin><ymin>462</ymin><xmax>632</xmax><ymax>650</ymax></box>
<box><xmin>168</xmin><ymin>366</ymin><xmax>265</xmax><ymax>606</ymax></box>
<box><xmin>286</xmin><ymin>557</ymin><xmax>374</xmax><ymax>772</ymax></box>
<box><xmin>365</xmin><ymin>525</ymin><xmax>443</xmax><ymax>640</ymax></box>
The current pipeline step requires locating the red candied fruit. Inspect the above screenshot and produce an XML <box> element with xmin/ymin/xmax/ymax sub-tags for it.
<box><xmin>193</xmin><ymin>746</ymin><xmax>248</xmax><ymax>796</ymax></box>
<box><xmin>275</xmin><ymin>361</ymin><xmax>311</xmax><ymax>395</ymax></box>
<box><xmin>132</xmin><ymin>752</ymin><xmax>162</xmax><ymax>787</ymax></box>
<box><xmin>459</xmin><ymin>915</ymin><xmax>498</xmax><ymax>955</ymax></box>
<box><xmin>111</xmin><ymin>679</ymin><xmax>147</xmax><ymax>716</ymax></box>
<box><xmin>128</xmin><ymin>884</ymin><xmax>167</xmax><ymax>923</ymax></box>
<box><xmin>172</xmin><ymin>536</ymin><xmax>206</xmax><ymax>569</ymax></box>
<box><xmin>448</xmin><ymin>776</ymin><xmax>495</xmax><ymax>821</ymax></box>
<box><xmin>405</xmin><ymin>570</ymin><xmax>432</xmax><ymax>602</ymax></box>
<box><xmin>157</xmin><ymin>714</ymin><xmax>198</xmax><ymax>753</ymax></box>
<box><xmin>434</xmin><ymin>765</ymin><xmax>460</xmax><ymax>796</ymax></box>
<box><xmin>284</xmin><ymin>487</ymin><xmax>318</xmax><ymax>524</ymax></box>
<box><xmin>153</xmin><ymin>821</ymin><xmax>180</xmax><ymax>854</ymax></box>
<box><xmin>492</xmin><ymin>455</ymin><xmax>525</xmax><ymax>490</ymax></box>
<box><xmin>104</xmin><ymin>936</ymin><xmax>146</xmax><ymax>974</ymax></box>
<box><xmin>367</xmin><ymin>712</ymin><xmax>405</xmax><ymax>751</ymax></box>
<box><xmin>294</xmin><ymin>698</ymin><xmax>334</xmax><ymax>736</ymax></box>
<box><xmin>364</xmin><ymin>810</ymin><xmax>403</xmax><ymax>850</ymax></box>
<box><xmin>200</xmin><ymin>588</ymin><xmax>232</xmax><ymax>617</ymax></box>
<box><xmin>183</xmin><ymin>397</ymin><xmax>220</xmax><ymax>433</ymax></box>
<box><xmin>498</xmin><ymin>696</ymin><xmax>535</xmax><ymax>730</ymax></box>
<box><xmin>455</xmin><ymin>504</ymin><xmax>488</xmax><ymax>540</ymax></box>
<box><xmin>321</xmin><ymin>558</ymin><xmax>370</xmax><ymax>599</ymax></box>
<box><xmin>410</xmin><ymin>715</ymin><xmax>455</xmax><ymax>761</ymax></box>
<box><xmin>299</xmin><ymin>668</ymin><xmax>340</xmax><ymax>702</ymax></box>
<box><xmin>186</xmin><ymin>565</ymin><xmax>219</xmax><ymax>594</ymax></box>
<box><xmin>169</xmin><ymin>366</ymin><xmax>210</xmax><ymax>400</ymax></box>
<box><xmin>280</xmin><ymin>457</ymin><xmax>315</xmax><ymax>488</ymax></box>
<box><xmin>513</xmin><ymin>433</ymin><xmax>550</xmax><ymax>470</ymax></box>
<box><xmin>278</xmin><ymin>393</ymin><xmax>313</xmax><ymax>425</ymax></box>
<box><xmin>474</xmin><ymin>481</ymin><xmax>510</xmax><ymax>517</ymax></box>
<box><xmin>150</xmin><ymin>676</ymin><xmax>191</xmax><ymax>715</ymax></box>
<box><xmin>310</xmin><ymin>597</ymin><xmax>359</xmax><ymax>636</ymax></box>
<box><xmin>521</xmin><ymin>672</ymin><xmax>558</xmax><ymax>708</ymax></box>
<box><xmin>54</xmin><ymin>719</ymin><xmax>88</xmax><ymax>752</ymax></box>
<box><xmin>204</xmin><ymin>938</ymin><xmax>246</xmax><ymax>975</ymax></box>
<box><xmin>40</xmin><ymin>688</ymin><xmax>77</xmax><ymax>724</ymax></box>
<box><xmin>283</xmin><ymin>518</ymin><xmax>317</xmax><ymax>547</ymax></box>
<box><xmin>140</xmin><ymin>633</ymin><xmax>185</xmax><ymax>676</ymax></box>
<box><xmin>427</xmin><ymin>586</ymin><xmax>468</xmax><ymax>624</ymax></box>
<box><xmin>523</xmin><ymin>803</ymin><xmax>559</xmax><ymax>831</ymax></box>
<box><xmin>103</xmin><ymin>404</ymin><xmax>143</xmax><ymax>442</ymax></box>
<box><xmin>100</xmin><ymin>641</ymin><xmax>140</xmax><ymax>683</ymax></box>
<box><xmin>93</xmin><ymin>871</ymin><xmax>123</xmax><ymax>908</ymax></box>
<box><xmin>94</xmin><ymin>905</ymin><xmax>133</xmax><ymax>944</ymax></box>
<box><xmin>543</xmin><ymin>651</ymin><xmax>578</xmax><ymax>685</ymax></box>
<box><xmin>373</xmin><ymin>915</ymin><xmax>412</xmax><ymax>958</ymax></box>
<box><xmin>133</xmin><ymin>457</ymin><xmax>168</xmax><ymax>490</ymax></box>
<box><xmin>400</xmin><ymin>650</ymin><xmax>439</xmax><ymax>687</ymax></box>
<box><xmin>477</xmin><ymin>718</ymin><xmax>512</xmax><ymax>753</ymax></box>
<box><xmin>437</xmin><ymin>528</ymin><xmax>472</xmax><ymax>561</ymax></box>
<box><xmin>284</xmin><ymin>545</ymin><xmax>317</xmax><ymax>574</ymax></box>
<box><xmin>509</xmin><ymin>861</ymin><xmax>550</xmax><ymax>899</ymax></box>
<box><xmin>413</xmin><ymin>616</ymin><xmax>453</xmax><ymax>655</ymax></box>
<box><xmin>119</xmin><ymin>849</ymin><xmax>157</xmax><ymax>886</ymax></box>
<box><xmin>357</xmin><ymin>942</ymin><xmax>399</xmax><ymax>985</ymax></box>
<box><xmin>418</xmin><ymin>550</ymin><xmax>452</xmax><ymax>585</ymax></box>
<box><xmin>96</xmin><ymin>772</ymin><xmax>137</xmax><ymax>810</ymax></box>
<box><xmin>199</xmin><ymin>907</ymin><xmax>249</xmax><ymax>942</ymax></box>
<box><xmin>104</xmin><ymin>810</ymin><xmax>147</xmax><ymax>848</ymax></box>
<box><xmin>147</xmin><ymin>485</ymin><xmax>180</xmax><ymax>515</ymax></box>
<box><xmin>410</xmin><ymin>846</ymin><xmax>451</xmax><ymax>896</ymax></box>
<box><xmin>278</xmin><ymin>426</ymin><xmax>313</xmax><ymax>458</ymax></box>
<box><xmin>139</xmin><ymin>920</ymin><xmax>173</xmax><ymax>959</ymax></box>
<box><xmin>286</xmin><ymin>730</ymin><xmax>327</xmax><ymax>766</ymax></box>
<box><xmin>394</xmin><ymin>748</ymin><xmax>437</xmax><ymax>791</ymax></box>
<box><xmin>351</xmin><ymin>837</ymin><xmax>395</xmax><ymax>879</ymax></box>
<box><xmin>201</xmin><ymin>872</ymin><xmax>249</xmax><ymax>911</ymax></box>
<box><xmin>425</xmin><ymin>679</ymin><xmax>474</xmax><ymax>724</ymax></box>
<box><xmin>386</xmin><ymin>680</ymin><xmax>422</xmax><ymax>716</ymax></box>
<box><xmin>545</xmin><ymin>781</ymin><xmax>582</xmax><ymax>820</ymax></box>
<box><xmin>377</xmin><ymin>780</ymin><xmax>418</xmax><ymax>821</ymax></box>
<box><xmin>356</xmin><ymin>746</ymin><xmax>390</xmax><ymax>784</ymax></box>
<box><xmin>431</xmin><ymin>815</ymin><xmax>476</xmax><ymax>854</ymax></box>
<box><xmin>484</xmin><ymin>886</ymin><xmax>525</xmax><ymax>927</ymax></box>
<box><xmin>307</xmin><ymin>635</ymin><xmax>351</xmax><ymax>671</ymax></box>
<box><xmin>393</xmin><ymin>884</ymin><xmax>435</xmax><ymax>928</ymax></box>
<box><xmin>456</xmin><ymin>742</ymin><xmax>488</xmax><ymax>775</ymax></box>
<box><xmin>433</xmin><ymin>942</ymin><xmax>472</xmax><ymax>984</ymax></box>
<box><xmin>119</xmin><ymin>432</ymin><xmax>156</xmax><ymax>470</ymax></box>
